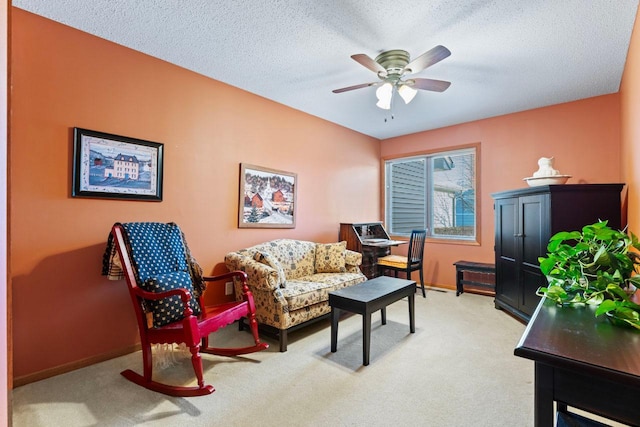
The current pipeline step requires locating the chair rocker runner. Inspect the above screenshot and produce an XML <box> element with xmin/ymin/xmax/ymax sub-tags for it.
<box><xmin>107</xmin><ymin>222</ymin><xmax>268</xmax><ymax>397</ymax></box>
<box><xmin>377</xmin><ymin>229</ymin><xmax>427</xmax><ymax>297</ymax></box>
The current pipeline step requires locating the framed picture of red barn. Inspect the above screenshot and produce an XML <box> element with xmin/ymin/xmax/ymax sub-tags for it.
<box><xmin>238</xmin><ymin>163</ymin><xmax>296</xmax><ymax>228</ymax></box>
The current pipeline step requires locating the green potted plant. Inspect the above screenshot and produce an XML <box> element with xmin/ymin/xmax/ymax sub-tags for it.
<box><xmin>537</xmin><ymin>220</ymin><xmax>640</xmax><ymax>329</ymax></box>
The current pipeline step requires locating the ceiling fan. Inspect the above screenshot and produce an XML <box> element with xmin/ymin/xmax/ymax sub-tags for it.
<box><xmin>332</xmin><ymin>45</ymin><xmax>451</xmax><ymax>109</ymax></box>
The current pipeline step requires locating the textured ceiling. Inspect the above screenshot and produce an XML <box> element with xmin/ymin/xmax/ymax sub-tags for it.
<box><xmin>13</xmin><ymin>0</ymin><xmax>640</xmax><ymax>139</ymax></box>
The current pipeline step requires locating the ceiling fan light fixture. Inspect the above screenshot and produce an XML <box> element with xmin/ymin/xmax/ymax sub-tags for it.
<box><xmin>375</xmin><ymin>82</ymin><xmax>393</xmax><ymax>110</ymax></box>
<box><xmin>333</xmin><ymin>46</ymin><xmax>451</xmax><ymax>111</ymax></box>
<box><xmin>398</xmin><ymin>84</ymin><xmax>417</xmax><ymax>104</ymax></box>
<box><xmin>375</xmin><ymin>98</ymin><xmax>392</xmax><ymax>110</ymax></box>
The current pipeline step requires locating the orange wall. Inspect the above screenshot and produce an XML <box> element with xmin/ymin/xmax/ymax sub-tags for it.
<box><xmin>381</xmin><ymin>94</ymin><xmax>623</xmax><ymax>287</ymax></box>
<box><xmin>1</xmin><ymin>0</ymin><xmax>8</xmax><ymax>423</ymax></box>
<box><xmin>621</xmin><ymin>5</ymin><xmax>640</xmax><ymax>234</ymax></box>
<box><xmin>10</xmin><ymin>9</ymin><xmax>380</xmax><ymax>381</ymax></box>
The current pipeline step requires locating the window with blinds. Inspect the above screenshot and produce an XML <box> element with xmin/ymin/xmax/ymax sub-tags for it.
<box><xmin>384</xmin><ymin>147</ymin><xmax>477</xmax><ymax>241</ymax></box>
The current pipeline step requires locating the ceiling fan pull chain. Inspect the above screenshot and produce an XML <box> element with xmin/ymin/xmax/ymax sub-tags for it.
<box><xmin>384</xmin><ymin>94</ymin><xmax>395</xmax><ymax>123</ymax></box>
<box><xmin>389</xmin><ymin>94</ymin><xmax>396</xmax><ymax>121</ymax></box>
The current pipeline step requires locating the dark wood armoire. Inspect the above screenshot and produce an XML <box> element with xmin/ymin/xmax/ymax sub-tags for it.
<box><xmin>492</xmin><ymin>184</ymin><xmax>624</xmax><ymax>322</ymax></box>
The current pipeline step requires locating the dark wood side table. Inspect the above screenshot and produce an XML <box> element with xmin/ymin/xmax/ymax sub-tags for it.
<box><xmin>453</xmin><ymin>260</ymin><xmax>495</xmax><ymax>296</ymax></box>
<box><xmin>514</xmin><ymin>297</ymin><xmax>640</xmax><ymax>426</ymax></box>
<box><xmin>329</xmin><ymin>276</ymin><xmax>416</xmax><ymax>366</ymax></box>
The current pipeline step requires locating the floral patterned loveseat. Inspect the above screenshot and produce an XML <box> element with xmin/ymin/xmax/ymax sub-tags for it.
<box><xmin>224</xmin><ymin>239</ymin><xmax>366</xmax><ymax>351</ymax></box>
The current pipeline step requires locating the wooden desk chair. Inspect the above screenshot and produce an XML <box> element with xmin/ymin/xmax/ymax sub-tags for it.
<box><xmin>377</xmin><ymin>229</ymin><xmax>427</xmax><ymax>297</ymax></box>
<box><xmin>107</xmin><ymin>222</ymin><xmax>268</xmax><ymax>397</ymax></box>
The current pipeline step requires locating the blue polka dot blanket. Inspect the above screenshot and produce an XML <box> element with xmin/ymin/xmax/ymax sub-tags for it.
<box><xmin>102</xmin><ymin>222</ymin><xmax>206</xmax><ymax>327</ymax></box>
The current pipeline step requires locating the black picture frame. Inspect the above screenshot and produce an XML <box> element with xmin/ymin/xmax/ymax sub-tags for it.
<box><xmin>72</xmin><ymin>127</ymin><xmax>164</xmax><ymax>201</ymax></box>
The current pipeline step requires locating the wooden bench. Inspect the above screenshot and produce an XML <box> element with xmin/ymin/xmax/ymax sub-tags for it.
<box><xmin>453</xmin><ymin>261</ymin><xmax>495</xmax><ymax>296</ymax></box>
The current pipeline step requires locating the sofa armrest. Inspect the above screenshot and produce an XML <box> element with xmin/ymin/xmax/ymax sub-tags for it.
<box><xmin>345</xmin><ymin>250</ymin><xmax>363</xmax><ymax>274</ymax></box>
<box><xmin>345</xmin><ymin>249</ymin><xmax>362</xmax><ymax>266</ymax></box>
<box><xmin>224</xmin><ymin>252</ymin><xmax>280</xmax><ymax>291</ymax></box>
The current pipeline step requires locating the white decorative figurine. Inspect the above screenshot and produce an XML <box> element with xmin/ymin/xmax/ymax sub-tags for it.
<box><xmin>523</xmin><ymin>157</ymin><xmax>571</xmax><ymax>186</ymax></box>
<box><xmin>533</xmin><ymin>157</ymin><xmax>560</xmax><ymax>177</ymax></box>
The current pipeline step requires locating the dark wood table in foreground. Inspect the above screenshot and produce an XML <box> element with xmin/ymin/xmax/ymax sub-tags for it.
<box><xmin>514</xmin><ymin>297</ymin><xmax>640</xmax><ymax>426</ymax></box>
<box><xmin>329</xmin><ymin>276</ymin><xmax>416</xmax><ymax>366</ymax></box>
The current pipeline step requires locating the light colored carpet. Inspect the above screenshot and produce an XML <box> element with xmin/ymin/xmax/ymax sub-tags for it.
<box><xmin>12</xmin><ymin>290</ymin><xmax>535</xmax><ymax>426</ymax></box>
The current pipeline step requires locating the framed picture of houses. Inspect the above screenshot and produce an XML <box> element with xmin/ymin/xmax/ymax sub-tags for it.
<box><xmin>238</xmin><ymin>163</ymin><xmax>296</xmax><ymax>228</ymax></box>
<box><xmin>71</xmin><ymin>128</ymin><xmax>164</xmax><ymax>201</ymax></box>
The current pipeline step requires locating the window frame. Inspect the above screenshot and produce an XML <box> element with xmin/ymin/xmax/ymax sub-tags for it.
<box><xmin>382</xmin><ymin>143</ymin><xmax>481</xmax><ymax>246</ymax></box>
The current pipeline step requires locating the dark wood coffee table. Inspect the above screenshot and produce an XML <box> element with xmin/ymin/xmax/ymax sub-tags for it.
<box><xmin>329</xmin><ymin>276</ymin><xmax>416</xmax><ymax>365</ymax></box>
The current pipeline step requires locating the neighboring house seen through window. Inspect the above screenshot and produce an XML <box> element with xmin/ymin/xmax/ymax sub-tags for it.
<box><xmin>384</xmin><ymin>147</ymin><xmax>477</xmax><ymax>241</ymax></box>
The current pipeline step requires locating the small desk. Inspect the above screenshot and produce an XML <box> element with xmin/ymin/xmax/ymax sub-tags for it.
<box><xmin>514</xmin><ymin>298</ymin><xmax>640</xmax><ymax>426</ymax></box>
<box><xmin>361</xmin><ymin>240</ymin><xmax>408</xmax><ymax>279</ymax></box>
<box><xmin>329</xmin><ymin>276</ymin><xmax>416</xmax><ymax>365</ymax></box>
<box><xmin>338</xmin><ymin>222</ymin><xmax>408</xmax><ymax>279</ymax></box>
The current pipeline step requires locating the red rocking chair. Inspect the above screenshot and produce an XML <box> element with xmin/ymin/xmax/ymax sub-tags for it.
<box><xmin>108</xmin><ymin>222</ymin><xmax>268</xmax><ymax>397</ymax></box>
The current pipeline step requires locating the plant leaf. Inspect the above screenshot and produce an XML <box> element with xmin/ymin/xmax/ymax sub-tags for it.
<box><xmin>595</xmin><ymin>299</ymin><xmax>617</xmax><ymax>316</ymax></box>
<box><xmin>539</xmin><ymin>257</ymin><xmax>557</xmax><ymax>275</ymax></box>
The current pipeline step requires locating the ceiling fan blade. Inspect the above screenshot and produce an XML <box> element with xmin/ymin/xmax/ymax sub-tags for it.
<box><xmin>404</xmin><ymin>45</ymin><xmax>451</xmax><ymax>74</ymax></box>
<box><xmin>332</xmin><ymin>82</ymin><xmax>377</xmax><ymax>93</ymax></box>
<box><xmin>351</xmin><ymin>54</ymin><xmax>388</xmax><ymax>76</ymax></box>
<box><xmin>410</xmin><ymin>78</ymin><xmax>451</xmax><ymax>92</ymax></box>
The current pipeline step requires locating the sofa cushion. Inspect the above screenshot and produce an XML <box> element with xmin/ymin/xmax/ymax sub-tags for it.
<box><xmin>254</xmin><ymin>251</ymin><xmax>287</xmax><ymax>288</ymax></box>
<box><xmin>377</xmin><ymin>254</ymin><xmax>408</xmax><ymax>269</ymax></box>
<box><xmin>261</xmin><ymin>239</ymin><xmax>316</xmax><ymax>280</ymax></box>
<box><xmin>315</xmin><ymin>241</ymin><xmax>347</xmax><ymax>273</ymax></box>
<box><xmin>283</xmin><ymin>272</ymin><xmax>367</xmax><ymax>311</ymax></box>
